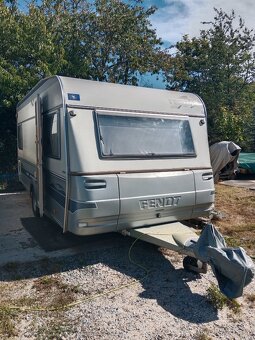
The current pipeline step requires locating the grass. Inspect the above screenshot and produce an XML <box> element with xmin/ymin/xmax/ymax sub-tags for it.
<box><xmin>0</xmin><ymin>276</ymin><xmax>79</xmax><ymax>314</ymax></box>
<box><xmin>0</xmin><ymin>306</ymin><xmax>17</xmax><ymax>337</ymax></box>
<box><xmin>14</xmin><ymin>296</ymin><xmax>38</xmax><ymax>308</ymax></box>
<box><xmin>214</xmin><ymin>184</ymin><xmax>255</xmax><ymax>255</ymax></box>
<box><xmin>33</xmin><ymin>275</ymin><xmax>79</xmax><ymax>293</ymax></box>
<box><xmin>206</xmin><ymin>283</ymin><xmax>241</xmax><ymax>314</ymax></box>
<box><xmin>32</xmin><ymin>276</ymin><xmax>78</xmax><ymax>310</ymax></box>
<box><xmin>49</xmin><ymin>292</ymin><xmax>76</xmax><ymax>310</ymax></box>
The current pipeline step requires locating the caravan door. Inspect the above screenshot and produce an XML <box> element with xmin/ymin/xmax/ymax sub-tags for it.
<box><xmin>35</xmin><ymin>95</ymin><xmax>44</xmax><ymax>217</ymax></box>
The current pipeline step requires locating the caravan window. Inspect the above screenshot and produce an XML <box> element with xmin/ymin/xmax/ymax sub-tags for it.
<box><xmin>17</xmin><ymin>124</ymin><xmax>23</xmax><ymax>150</ymax></box>
<box><xmin>96</xmin><ymin>113</ymin><xmax>196</xmax><ymax>158</ymax></box>
<box><xmin>43</xmin><ymin>111</ymin><xmax>60</xmax><ymax>159</ymax></box>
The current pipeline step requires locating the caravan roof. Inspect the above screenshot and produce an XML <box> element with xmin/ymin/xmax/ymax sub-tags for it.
<box><xmin>17</xmin><ymin>76</ymin><xmax>205</xmax><ymax>117</ymax></box>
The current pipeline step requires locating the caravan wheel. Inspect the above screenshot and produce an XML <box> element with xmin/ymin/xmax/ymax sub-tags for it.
<box><xmin>183</xmin><ymin>256</ymin><xmax>199</xmax><ymax>271</ymax></box>
<box><xmin>31</xmin><ymin>189</ymin><xmax>40</xmax><ymax>217</ymax></box>
<box><xmin>183</xmin><ymin>256</ymin><xmax>208</xmax><ymax>274</ymax></box>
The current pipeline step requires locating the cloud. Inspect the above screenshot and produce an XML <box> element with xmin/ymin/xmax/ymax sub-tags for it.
<box><xmin>150</xmin><ymin>0</ymin><xmax>255</xmax><ymax>44</ymax></box>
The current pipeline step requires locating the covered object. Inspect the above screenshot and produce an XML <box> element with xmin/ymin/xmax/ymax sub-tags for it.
<box><xmin>209</xmin><ymin>141</ymin><xmax>241</xmax><ymax>183</ymax></box>
<box><xmin>192</xmin><ymin>224</ymin><xmax>254</xmax><ymax>298</ymax></box>
<box><xmin>238</xmin><ymin>153</ymin><xmax>255</xmax><ymax>174</ymax></box>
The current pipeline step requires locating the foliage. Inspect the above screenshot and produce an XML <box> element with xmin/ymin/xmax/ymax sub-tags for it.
<box><xmin>165</xmin><ymin>9</ymin><xmax>255</xmax><ymax>149</ymax></box>
<box><xmin>85</xmin><ymin>0</ymin><xmax>164</xmax><ymax>84</ymax></box>
<box><xmin>0</xmin><ymin>0</ymin><xmax>164</xmax><ymax>172</ymax></box>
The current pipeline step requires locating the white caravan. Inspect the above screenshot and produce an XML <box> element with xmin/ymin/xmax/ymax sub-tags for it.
<box><xmin>17</xmin><ymin>76</ymin><xmax>214</xmax><ymax>240</ymax></box>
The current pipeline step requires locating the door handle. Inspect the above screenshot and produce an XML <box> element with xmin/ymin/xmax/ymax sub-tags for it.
<box><xmin>202</xmin><ymin>172</ymin><xmax>213</xmax><ymax>181</ymax></box>
<box><xmin>84</xmin><ymin>180</ymin><xmax>106</xmax><ymax>189</ymax></box>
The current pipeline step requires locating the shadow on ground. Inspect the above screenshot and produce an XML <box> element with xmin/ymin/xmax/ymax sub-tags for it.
<box><xmin>20</xmin><ymin>216</ymin><xmax>122</xmax><ymax>252</ymax></box>
<box><xmin>0</xmin><ymin>216</ymin><xmax>218</xmax><ymax>324</ymax></box>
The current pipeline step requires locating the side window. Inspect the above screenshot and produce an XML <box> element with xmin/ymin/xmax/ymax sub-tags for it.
<box><xmin>43</xmin><ymin>111</ymin><xmax>60</xmax><ymax>159</ymax></box>
<box><xmin>17</xmin><ymin>124</ymin><xmax>23</xmax><ymax>150</ymax></box>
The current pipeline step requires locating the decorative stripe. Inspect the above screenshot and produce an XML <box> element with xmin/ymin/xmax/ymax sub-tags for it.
<box><xmin>21</xmin><ymin>165</ymin><xmax>35</xmax><ymax>180</ymax></box>
<box><xmin>20</xmin><ymin>165</ymin><xmax>97</xmax><ymax>213</ymax></box>
<box><xmin>45</xmin><ymin>174</ymin><xmax>97</xmax><ymax>213</ymax></box>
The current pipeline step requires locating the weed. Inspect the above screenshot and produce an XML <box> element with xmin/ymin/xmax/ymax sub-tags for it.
<box><xmin>195</xmin><ymin>330</ymin><xmax>212</xmax><ymax>340</ymax></box>
<box><xmin>37</xmin><ymin>275</ymin><xmax>57</xmax><ymax>286</ymax></box>
<box><xmin>14</xmin><ymin>296</ymin><xmax>38</xmax><ymax>308</ymax></box>
<box><xmin>246</xmin><ymin>294</ymin><xmax>255</xmax><ymax>305</ymax></box>
<box><xmin>49</xmin><ymin>291</ymin><xmax>76</xmax><ymax>309</ymax></box>
<box><xmin>33</xmin><ymin>276</ymin><xmax>67</xmax><ymax>291</ymax></box>
<box><xmin>33</xmin><ymin>275</ymin><xmax>79</xmax><ymax>294</ymax></box>
<box><xmin>206</xmin><ymin>284</ymin><xmax>241</xmax><ymax>314</ymax></box>
<box><xmin>0</xmin><ymin>305</ymin><xmax>17</xmax><ymax>337</ymax></box>
<box><xmin>32</xmin><ymin>275</ymin><xmax>79</xmax><ymax>310</ymax></box>
<box><xmin>225</xmin><ymin>237</ymin><xmax>240</xmax><ymax>248</ymax></box>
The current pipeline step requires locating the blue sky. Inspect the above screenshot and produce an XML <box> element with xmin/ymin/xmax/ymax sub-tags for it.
<box><xmin>140</xmin><ymin>0</ymin><xmax>255</xmax><ymax>88</ymax></box>
<box><xmin>148</xmin><ymin>0</ymin><xmax>254</xmax><ymax>46</ymax></box>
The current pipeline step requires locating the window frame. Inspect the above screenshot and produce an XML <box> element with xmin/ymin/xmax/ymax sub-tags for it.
<box><xmin>42</xmin><ymin>110</ymin><xmax>61</xmax><ymax>160</ymax></box>
<box><xmin>95</xmin><ymin>111</ymin><xmax>197</xmax><ymax>160</ymax></box>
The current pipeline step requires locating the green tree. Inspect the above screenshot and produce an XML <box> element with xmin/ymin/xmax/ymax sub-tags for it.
<box><xmin>0</xmin><ymin>0</ymin><xmax>165</xmax><ymax>173</ymax></box>
<box><xmin>165</xmin><ymin>8</ymin><xmax>255</xmax><ymax>149</ymax></box>
<box><xmin>85</xmin><ymin>0</ymin><xmax>164</xmax><ymax>84</ymax></box>
<box><xmin>0</xmin><ymin>0</ymin><xmax>25</xmax><ymax>172</ymax></box>
<box><xmin>0</xmin><ymin>0</ymin><xmax>66</xmax><ymax>172</ymax></box>
<box><xmin>36</xmin><ymin>0</ymin><xmax>164</xmax><ymax>84</ymax></box>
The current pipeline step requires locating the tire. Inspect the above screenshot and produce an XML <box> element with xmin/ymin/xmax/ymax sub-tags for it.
<box><xmin>183</xmin><ymin>256</ymin><xmax>198</xmax><ymax>272</ymax></box>
<box><xmin>31</xmin><ymin>189</ymin><xmax>40</xmax><ymax>217</ymax></box>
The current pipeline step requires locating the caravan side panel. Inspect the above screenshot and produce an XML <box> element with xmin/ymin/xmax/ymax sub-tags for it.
<box><xmin>17</xmin><ymin>77</ymin><xmax>66</xmax><ymax>226</ymax></box>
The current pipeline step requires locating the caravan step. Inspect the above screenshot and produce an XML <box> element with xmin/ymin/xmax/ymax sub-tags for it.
<box><xmin>128</xmin><ymin>222</ymin><xmax>199</xmax><ymax>257</ymax></box>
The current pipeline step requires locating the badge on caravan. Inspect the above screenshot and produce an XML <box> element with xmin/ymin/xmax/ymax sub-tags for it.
<box><xmin>68</xmin><ymin>93</ymin><xmax>80</xmax><ymax>101</ymax></box>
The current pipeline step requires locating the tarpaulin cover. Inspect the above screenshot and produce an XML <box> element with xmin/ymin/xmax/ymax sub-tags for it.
<box><xmin>191</xmin><ymin>224</ymin><xmax>254</xmax><ymax>298</ymax></box>
<box><xmin>238</xmin><ymin>153</ymin><xmax>255</xmax><ymax>174</ymax></box>
<box><xmin>209</xmin><ymin>141</ymin><xmax>241</xmax><ymax>183</ymax></box>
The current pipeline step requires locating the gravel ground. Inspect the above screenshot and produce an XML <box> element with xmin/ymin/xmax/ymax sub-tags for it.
<box><xmin>0</xmin><ymin>237</ymin><xmax>254</xmax><ymax>340</ymax></box>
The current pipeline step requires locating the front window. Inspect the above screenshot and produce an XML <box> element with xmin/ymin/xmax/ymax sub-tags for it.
<box><xmin>96</xmin><ymin>112</ymin><xmax>196</xmax><ymax>158</ymax></box>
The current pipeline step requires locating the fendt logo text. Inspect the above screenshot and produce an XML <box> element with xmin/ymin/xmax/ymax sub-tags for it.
<box><xmin>139</xmin><ymin>196</ymin><xmax>181</xmax><ymax>210</ymax></box>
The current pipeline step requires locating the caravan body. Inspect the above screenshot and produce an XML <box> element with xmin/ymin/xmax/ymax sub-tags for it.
<box><xmin>17</xmin><ymin>76</ymin><xmax>214</xmax><ymax>236</ymax></box>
